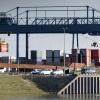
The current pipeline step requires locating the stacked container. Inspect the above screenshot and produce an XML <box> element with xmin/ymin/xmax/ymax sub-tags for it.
<box><xmin>46</xmin><ymin>50</ymin><xmax>54</xmax><ymax>65</ymax></box>
<box><xmin>19</xmin><ymin>57</ymin><xmax>26</xmax><ymax>64</ymax></box>
<box><xmin>0</xmin><ymin>44</ymin><xmax>8</xmax><ymax>52</ymax></box>
<box><xmin>0</xmin><ymin>38</ymin><xmax>8</xmax><ymax>52</ymax></box>
<box><xmin>71</xmin><ymin>49</ymin><xmax>80</xmax><ymax>63</ymax></box>
<box><xmin>71</xmin><ymin>48</ymin><xmax>91</xmax><ymax>66</ymax></box>
<box><xmin>72</xmin><ymin>49</ymin><xmax>77</xmax><ymax>56</ymax></box>
<box><xmin>31</xmin><ymin>50</ymin><xmax>42</xmax><ymax>64</ymax></box>
<box><xmin>1</xmin><ymin>56</ymin><xmax>16</xmax><ymax>64</ymax></box>
<box><xmin>1</xmin><ymin>56</ymin><xmax>10</xmax><ymax>63</ymax></box>
<box><xmin>80</xmin><ymin>49</ymin><xmax>91</xmax><ymax>66</ymax></box>
<box><xmin>60</xmin><ymin>57</ymin><xmax>71</xmax><ymax>66</ymax></box>
<box><xmin>54</xmin><ymin>50</ymin><xmax>60</xmax><ymax>65</ymax></box>
<box><xmin>91</xmin><ymin>49</ymin><xmax>100</xmax><ymax>66</ymax></box>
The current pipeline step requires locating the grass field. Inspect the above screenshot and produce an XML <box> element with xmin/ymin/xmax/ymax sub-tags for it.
<box><xmin>0</xmin><ymin>74</ymin><xmax>48</xmax><ymax>96</ymax></box>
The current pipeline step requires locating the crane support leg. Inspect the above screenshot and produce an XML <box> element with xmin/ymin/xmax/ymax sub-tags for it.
<box><xmin>72</xmin><ymin>33</ymin><xmax>75</xmax><ymax>49</ymax></box>
<box><xmin>16</xmin><ymin>33</ymin><xmax>19</xmax><ymax>63</ymax></box>
<box><xmin>26</xmin><ymin>33</ymin><xmax>28</xmax><ymax>63</ymax></box>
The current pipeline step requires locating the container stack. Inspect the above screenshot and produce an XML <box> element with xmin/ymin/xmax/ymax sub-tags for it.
<box><xmin>0</xmin><ymin>38</ymin><xmax>8</xmax><ymax>52</ymax></box>
<box><xmin>91</xmin><ymin>49</ymin><xmax>100</xmax><ymax>66</ymax></box>
<box><xmin>31</xmin><ymin>50</ymin><xmax>42</xmax><ymax>64</ymax></box>
<box><xmin>46</xmin><ymin>50</ymin><xmax>54</xmax><ymax>65</ymax></box>
<box><xmin>0</xmin><ymin>56</ymin><xmax>16</xmax><ymax>63</ymax></box>
<box><xmin>71</xmin><ymin>49</ymin><xmax>78</xmax><ymax>63</ymax></box>
<box><xmin>79</xmin><ymin>49</ymin><xmax>91</xmax><ymax>66</ymax></box>
<box><xmin>71</xmin><ymin>48</ymin><xmax>91</xmax><ymax>66</ymax></box>
<box><xmin>19</xmin><ymin>57</ymin><xmax>26</xmax><ymax>64</ymax></box>
<box><xmin>54</xmin><ymin>50</ymin><xmax>60</xmax><ymax>65</ymax></box>
<box><xmin>60</xmin><ymin>57</ymin><xmax>71</xmax><ymax>66</ymax></box>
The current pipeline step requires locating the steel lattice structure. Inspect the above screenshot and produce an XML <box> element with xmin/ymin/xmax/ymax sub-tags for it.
<box><xmin>1</xmin><ymin>6</ymin><xmax>100</xmax><ymax>62</ymax></box>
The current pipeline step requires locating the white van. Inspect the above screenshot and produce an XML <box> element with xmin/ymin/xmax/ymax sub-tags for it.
<box><xmin>0</xmin><ymin>68</ymin><xmax>6</xmax><ymax>73</ymax></box>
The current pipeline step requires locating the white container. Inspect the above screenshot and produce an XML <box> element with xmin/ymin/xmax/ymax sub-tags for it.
<box><xmin>10</xmin><ymin>56</ymin><xmax>16</xmax><ymax>63</ymax></box>
<box><xmin>46</xmin><ymin>50</ymin><xmax>53</xmax><ymax>57</ymax></box>
<box><xmin>46</xmin><ymin>57</ymin><xmax>53</xmax><ymax>62</ymax></box>
<box><xmin>54</xmin><ymin>58</ymin><xmax>60</xmax><ymax>63</ymax></box>
<box><xmin>54</xmin><ymin>50</ymin><xmax>60</xmax><ymax>57</ymax></box>
<box><xmin>60</xmin><ymin>50</ymin><xmax>64</xmax><ymax>56</ymax></box>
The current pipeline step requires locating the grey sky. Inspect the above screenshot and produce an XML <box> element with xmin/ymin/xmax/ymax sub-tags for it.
<box><xmin>0</xmin><ymin>0</ymin><xmax>100</xmax><ymax>59</ymax></box>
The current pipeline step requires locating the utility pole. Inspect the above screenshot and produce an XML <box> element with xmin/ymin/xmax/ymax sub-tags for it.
<box><xmin>63</xmin><ymin>28</ymin><xmax>67</xmax><ymax>74</ymax></box>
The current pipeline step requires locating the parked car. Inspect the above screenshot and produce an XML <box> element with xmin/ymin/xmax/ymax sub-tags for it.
<box><xmin>31</xmin><ymin>69</ymin><xmax>43</xmax><ymax>74</ymax></box>
<box><xmin>0</xmin><ymin>67</ymin><xmax>6</xmax><ymax>73</ymax></box>
<box><xmin>81</xmin><ymin>68</ymin><xmax>96</xmax><ymax>74</ymax></box>
<box><xmin>51</xmin><ymin>69</ymin><xmax>63</xmax><ymax>75</ymax></box>
<box><xmin>39</xmin><ymin>69</ymin><xmax>53</xmax><ymax>75</ymax></box>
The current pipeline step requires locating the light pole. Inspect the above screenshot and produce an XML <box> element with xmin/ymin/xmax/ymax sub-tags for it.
<box><xmin>63</xmin><ymin>28</ymin><xmax>67</xmax><ymax>74</ymax></box>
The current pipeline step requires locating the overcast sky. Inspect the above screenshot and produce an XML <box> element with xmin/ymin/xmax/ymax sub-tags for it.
<box><xmin>0</xmin><ymin>0</ymin><xmax>100</xmax><ymax>59</ymax></box>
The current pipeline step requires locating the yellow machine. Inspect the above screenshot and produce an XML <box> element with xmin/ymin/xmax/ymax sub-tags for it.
<box><xmin>0</xmin><ymin>38</ymin><xmax>7</xmax><ymax>44</ymax></box>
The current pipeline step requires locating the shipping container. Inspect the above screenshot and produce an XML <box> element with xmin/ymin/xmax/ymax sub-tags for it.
<box><xmin>53</xmin><ymin>57</ymin><xmax>60</xmax><ymax>66</ymax></box>
<box><xmin>1</xmin><ymin>56</ymin><xmax>16</xmax><ymax>64</ymax></box>
<box><xmin>46</xmin><ymin>57</ymin><xmax>54</xmax><ymax>65</ymax></box>
<box><xmin>27</xmin><ymin>59</ymin><xmax>35</xmax><ymax>64</ymax></box>
<box><xmin>91</xmin><ymin>49</ymin><xmax>100</xmax><ymax>57</ymax></box>
<box><xmin>37</xmin><ymin>57</ymin><xmax>42</xmax><ymax>64</ymax></box>
<box><xmin>71</xmin><ymin>55</ymin><xmax>81</xmax><ymax>63</ymax></box>
<box><xmin>69</xmin><ymin>54</ymin><xmax>72</xmax><ymax>57</ymax></box>
<box><xmin>10</xmin><ymin>56</ymin><xmax>16</xmax><ymax>63</ymax></box>
<box><xmin>19</xmin><ymin>57</ymin><xmax>26</xmax><ymax>61</ymax></box>
<box><xmin>19</xmin><ymin>57</ymin><xmax>26</xmax><ymax>64</ymax></box>
<box><xmin>46</xmin><ymin>50</ymin><xmax>54</xmax><ymax>57</ymax></box>
<box><xmin>72</xmin><ymin>49</ymin><xmax>77</xmax><ymax>56</ymax></box>
<box><xmin>1</xmin><ymin>56</ymin><xmax>10</xmax><ymax>63</ymax></box>
<box><xmin>37</xmin><ymin>51</ymin><xmax>42</xmax><ymax>57</ymax></box>
<box><xmin>31</xmin><ymin>50</ymin><xmax>42</xmax><ymax>59</ymax></box>
<box><xmin>60</xmin><ymin>57</ymin><xmax>71</xmax><ymax>66</ymax></box>
<box><xmin>31</xmin><ymin>57</ymin><xmax>42</xmax><ymax>64</ymax></box>
<box><xmin>46</xmin><ymin>57</ymin><xmax>53</xmax><ymax>63</ymax></box>
<box><xmin>71</xmin><ymin>54</ymin><xmax>82</xmax><ymax>63</ymax></box>
<box><xmin>61</xmin><ymin>57</ymin><xmax>71</xmax><ymax>62</ymax></box>
<box><xmin>82</xmin><ymin>56</ymin><xmax>91</xmax><ymax>66</ymax></box>
<box><xmin>71</xmin><ymin>56</ymin><xmax>77</xmax><ymax>63</ymax></box>
<box><xmin>80</xmin><ymin>49</ymin><xmax>91</xmax><ymax>57</ymax></box>
<box><xmin>91</xmin><ymin>57</ymin><xmax>100</xmax><ymax>65</ymax></box>
<box><xmin>71</xmin><ymin>56</ymin><xmax>91</xmax><ymax>66</ymax></box>
<box><xmin>54</xmin><ymin>57</ymin><xmax>60</xmax><ymax>63</ymax></box>
<box><xmin>54</xmin><ymin>50</ymin><xmax>60</xmax><ymax>57</ymax></box>
<box><xmin>0</xmin><ymin>44</ymin><xmax>8</xmax><ymax>52</ymax></box>
<box><xmin>60</xmin><ymin>50</ymin><xmax>64</xmax><ymax>56</ymax></box>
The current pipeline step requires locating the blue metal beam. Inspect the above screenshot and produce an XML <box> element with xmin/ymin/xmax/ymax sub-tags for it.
<box><xmin>1</xmin><ymin>24</ymin><xmax>100</xmax><ymax>34</ymax></box>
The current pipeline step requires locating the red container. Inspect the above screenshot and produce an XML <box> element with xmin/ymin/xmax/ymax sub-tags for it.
<box><xmin>60</xmin><ymin>57</ymin><xmax>71</xmax><ymax>66</ymax></box>
<box><xmin>71</xmin><ymin>57</ymin><xmax>77</xmax><ymax>63</ymax></box>
<box><xmin>72</xmin><ymin>49</ymin><xmax>77</xmax><ymax>56</ymax></box>
<box><xmin>91</xmin><ymin>49</ymin><xmax>100</xmax><ymax>57</ymax></box>
<box><xmin>82</xmin><ymin>56</ymin><xmax>91</xmax><ymax>66</ymax></box>
<box><xmin>0</xmin><ymin>44</ymin><xmax>8</xmax><ymax>52</ymax></box>
<box><xmin>72</xmin><ymin>48</ymin><xmax>91</xmax><ymax>57</ymax></box>
<box><xmin>60</xmin><ymin>57</ymin><xmax>71</xmax><ymax>63</ymax></box>
<box><xmin>91</xmin><ymin>57</ymin><xmax>100</xmax><ymax>65</ymax></box>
